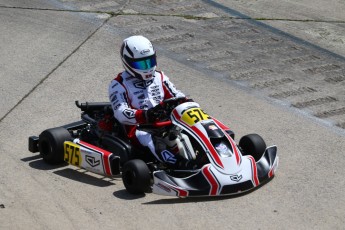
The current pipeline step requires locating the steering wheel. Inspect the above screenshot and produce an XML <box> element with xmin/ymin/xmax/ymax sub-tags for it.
<box><xmin>161</xmin><ymin>96</ymin><xmax>187</xmax><ymax>111</ymax></box>
<box><xmin>163</xmin><ymin>96</ymin><xmax>186</xmax><ymax>104</ymax></box>
<box><xmin>138</xmin><ymin>97</ymin><xmax>187</xmax><ymax>129</ymax></box>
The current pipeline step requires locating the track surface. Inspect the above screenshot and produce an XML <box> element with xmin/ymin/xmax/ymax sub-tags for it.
<box><xmin>0</xmin><ymin>0</ymin><xmax>344</xmax><ymax>229</ymax></box>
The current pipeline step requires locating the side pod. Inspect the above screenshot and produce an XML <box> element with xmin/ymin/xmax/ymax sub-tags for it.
<box><xmin>64</xmin><ymin>140</ymin><xmax>121</xmax><ymax>176</ymax></box>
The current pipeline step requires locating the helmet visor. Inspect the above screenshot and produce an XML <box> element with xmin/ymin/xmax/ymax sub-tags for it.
<box><xmin>125</xmin><ymin>55</ymin><xmax>157</xmax><ymax>70</ymax></box>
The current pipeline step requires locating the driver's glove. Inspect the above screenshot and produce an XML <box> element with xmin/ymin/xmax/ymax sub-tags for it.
<box><xmin>145</xmin><ymin>107</ymin><xmax>160</xmax><ymax>123</ymax></box>
<box><xmin>183</xmin><ymin>97</ymin><xmax>194</xmax><ymax>102</ymax></box>
<box><xmin>145</xmin><ymin>108</ymin><xmax>158</xmax><ymax>123</ymax></box>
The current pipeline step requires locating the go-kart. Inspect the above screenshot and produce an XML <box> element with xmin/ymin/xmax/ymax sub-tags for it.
<box><xmin>28</xmin><ymin>97</ymin><xmax>278</xmax><ymax>197</ymax></box>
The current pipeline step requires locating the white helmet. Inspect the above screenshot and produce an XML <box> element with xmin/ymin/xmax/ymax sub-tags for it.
<box><xmin>120</xmin><ymin>35</ymin><xmax>157</xmax><ymax>81</ymax></box>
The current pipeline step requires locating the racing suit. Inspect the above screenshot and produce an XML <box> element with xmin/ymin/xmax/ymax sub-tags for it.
<box><xmin>108</xmin><ymin>70</ymin><xmax>185</xmax><ymax>163</ymax></box>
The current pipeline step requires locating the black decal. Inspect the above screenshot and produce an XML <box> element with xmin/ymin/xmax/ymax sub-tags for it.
<box><xmin>230</xmin><ymin>174</ymin><xmax>243</xmax><ymax>182</ymax></box>
<box><xmin>123</xmin><ymin>109</ymin><xmax>135</xmax><ymax>119</ymax></box>
<box><xmin>134</xmin><ymin>81</ymin><xmax>145</xmax><ymax>89</ymax></box>
<box><xmin>86</xmin><ymin>155</ymin><xmax>100</xmax><ymax>167</ymax></box>
<box><xmin>134</xmin><ymin>79</ymin><xmax>154</xmax><ymax>89</ymax></box>
<box><xmin>134</xmin><ymin>90</ymin><xmax>144</xmax><ymax>95</ymax></box>
<box><xmin>140</xmin><ymin>105</ymin><xmax>149</xmax><ymax>109</ymax></box>
<box><xmin>146</xmin><ymin>79</ymin><xmax>154</xmax><ymax>86</ymax></box>
<box><xmin>153</xmin><ymin>96</ymin><xmax>162</xmax><ymax>100</ymax></box>
<box><xmin>110</xmin><ymin>94</ymin><xmax>117</xmax><ymax>102</ymax></box>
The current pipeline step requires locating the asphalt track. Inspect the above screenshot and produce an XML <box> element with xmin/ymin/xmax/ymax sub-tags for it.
<box><xmin>0</xmin><ymin>0</ymin><xmax>345</xmax><ymax>229</ymax></box>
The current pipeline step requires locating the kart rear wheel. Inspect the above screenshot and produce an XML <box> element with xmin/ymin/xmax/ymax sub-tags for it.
<box><xmin>239</xmin><ymin>134</ymin><xmax>267</xmax><ymax>161</ymax></box>
<box><xmin>122</xmin><ymin>159</ymin><xmax>151</xmax><ymax>194</ymax></box>
<box><xmin>39</xmin><ymin>127</ymin><xmax>71</xmax><ymax>164</ymax></box>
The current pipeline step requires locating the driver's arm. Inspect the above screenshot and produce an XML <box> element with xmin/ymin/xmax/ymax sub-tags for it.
<box><xmin>160</xmin><ymin>72</ymin><xmax>186</xmax><ymax>99</ymax></box>
<box><xmin>109</xmin><ymin>79</ymin><xmax>146</xmax><ymax>125</ymax></box>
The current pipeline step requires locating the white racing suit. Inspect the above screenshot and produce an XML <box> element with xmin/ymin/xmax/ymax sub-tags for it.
<box><xmin>108</xmin><ymin>70</ymin><xmax>185</xmax><ymax>163</ymax></box>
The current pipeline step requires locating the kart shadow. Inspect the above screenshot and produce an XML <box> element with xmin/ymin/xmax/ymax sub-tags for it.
<box><xmin>23</xmin><ymin>155</ymin><xmax>68</xmax><ymax>170</ymax></box>
<box><xmin>53</xmin><ymin>168</ymin><xmax>117</xmax><ymax>187</ymax></box>
<box><xmin>23</xmin><ymin>155</ymin><xmax>117</xmax><ymax>187</ymax></box>
<box><xmin>142</xmin><ymin>194</ymin><xmax>240</xmax><ymax>205</ymax></box>
<box><xmin>113</xmin><ymin>189</ymin><xmax>146</xmax><ymax>200</ymax></box>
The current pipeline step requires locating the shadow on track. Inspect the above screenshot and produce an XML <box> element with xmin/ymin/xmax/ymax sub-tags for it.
<box><xmin>22</xmin><ymin>155</ymin><xmax>118</xmax><ymax>187</ymax></box>
<box><xmin>113</xmin><ymin>189</ymin><xmax>146</xmax><ymax>200</ymax></box>
<box><xmin>22</xmin><ymin>155</ymin><xmax>67</xmax><ymax>170</ymax></box>
<box><xmin>54</xmin><ymin>168</ymin><xmax>117</xmax><ymax>187</ymax></box>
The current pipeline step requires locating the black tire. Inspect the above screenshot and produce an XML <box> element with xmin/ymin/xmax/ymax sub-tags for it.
<box><xmin>122</xmin><ymin>159</ymin><xmax>151</xmax><ymax>194</ymax></box>
<box><xmin>39</xmin><ymin>127</ymin><xmax>71</xmax><ymax>164</ymax></box>
<box><xmin>239</xmin><ymin>134</ymin><xmax>267</xmax><ymax>161</ymax></box>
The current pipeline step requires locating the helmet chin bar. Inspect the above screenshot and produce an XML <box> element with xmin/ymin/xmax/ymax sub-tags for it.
<box><xmin>123</xmin><ymin>62</ymin><xmax>155</xmax><ymax>81</ymax></box>
<box><xmin>143</xmin><ymin>74</ymin><xmax>153</xmax><ymax>80</ymax></box>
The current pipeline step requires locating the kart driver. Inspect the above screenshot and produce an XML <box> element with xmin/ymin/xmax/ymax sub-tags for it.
<box><xmin>108</xmin><ymin>35</ymin><xmax>194</xmax><ymax>169</ymax></box>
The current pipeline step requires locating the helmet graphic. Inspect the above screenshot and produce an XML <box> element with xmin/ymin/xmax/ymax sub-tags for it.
<box><xmin>120</xmin><ymin>35</ymin><xmax>157</xmax><ymax>81</ymax></box>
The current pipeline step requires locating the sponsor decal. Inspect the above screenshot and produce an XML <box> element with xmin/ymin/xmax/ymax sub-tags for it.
<box><xmin>110</xmin><ymin>94</ymin><xmax>117</xmax><ymax>102</ymax></box>
<box><xmin>79</xmin><ymin>141</ymin><xmax>113</xmax><ymax>176</ymax></box>
<box><xmin>151</xmin><ymin>88</ymin><xmax>160</xmax><ymax>93</ymax></box>
<box><xmin>140</xmin><ymin>105</ymin><xmax>149</xmax><ymax>109</ymax></box>
<box><xmin>215</xmin><ymin>143</ymin><xmax>231</xmax><ymax>157</ymax></box>
<box><xmin>138</xmin><ymin>94</ymin><xmax>145</xmax><ymax>100</ymax></box>
<box><xmin>215</xmin><ymin>143</ymin><xmax>227</xmax><ymax>151</ymax></box>
<box><xmin>161</xmin><ymin>150</ymin><xmax>177</xmax><ymax>164</ymax></box>
<box><xmin>153</xmin><ymin>96</ymin><xmax>162</xmax><ymax>103</ymax></box>
<box><xmin>134</xmin><ymin>90</ymin><xmax>144</xmax><ymax>95</ymax></box>
<box><xmin>134</xmin><ymin>79</ymin><xmax>154</xmax><ymax>89</ymax></box>
<box><xmin>230</xmin><ymin>174</ymin><xmax>243</xmax><ymax>182</ymax></box>
<box><xmin>113</xmin><ymin>103</ymin><xmax>121</xmax><ymax>110</ymax></box>
<box><xmin>85</xmin><ymin>155</ymin><xmax>100</xmax><ymax>167</ymax></box>
<box><xmin>208</xmin><ymin>125</ymin><xmax>218</xmax><ymax>130</ymax></box>
<box><xmin>139</xmin><ymin>100</ymin><xmax>144</xmax><ymax>105</ymax></box>
<box><xmin>111</xmin><ymin>99</ymin><xmax>119</xmax><ymax>105</ymax></box>
<box><xmin>123</xmin><ymin>109</ymin><xmax>135</xmax><ymax>119</ymax></box>
<box><xmin>140</xmin><ymin>49</ymin><xmax>150</xmax><ymax>55</ymax></box>
<box><xmin>150</xmin><ymin>86</ymin><xmax>161</xmax><ymax>98</ymax></box>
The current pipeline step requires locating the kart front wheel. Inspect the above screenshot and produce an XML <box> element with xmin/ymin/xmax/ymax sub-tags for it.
<box><xmin>239</xmin><ymin>134</ymin><xmax>267</xmax><ymax>161</ymax></box>
<box><xmin>39</xmin><ymin>127</ymin><xmax>71</xmax><ymax>164</ymax></box>
<box><xmin>122</xmin><ymin>159</ymin><xmax>151</xmax><ymax>194</ymax></box>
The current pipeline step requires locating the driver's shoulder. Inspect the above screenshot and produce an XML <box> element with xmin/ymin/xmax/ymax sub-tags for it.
<box><xmin>154</xmin><ymin>70</ymin><xmax>170</xmax><ymax>82</ymax></box>
<box><xmin>109</xmin><ymin>73</ymin><xmax>126</xmax><ymax>92</ymax></box>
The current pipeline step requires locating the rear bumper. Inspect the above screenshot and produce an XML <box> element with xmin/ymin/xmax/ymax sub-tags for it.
<box><xmin>28</xmin><ymin>121</ymin><xmax>86</xmax><ymax>153</ymax></box>
<box><xmin>28</xmin><ymin>136</ymin><xmax>39</xmax><ymax>153</ymax></box>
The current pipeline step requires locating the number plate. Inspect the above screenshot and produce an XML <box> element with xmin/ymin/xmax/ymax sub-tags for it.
<box><xmin>64</xmin><ymin>141</ymin><xmax>82</xmax><ymax>167</ymax></box>
<box><xmin>181</xmin><ymin>108</ymin><xmax>211</xmax><ymax>126</ymax></box>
